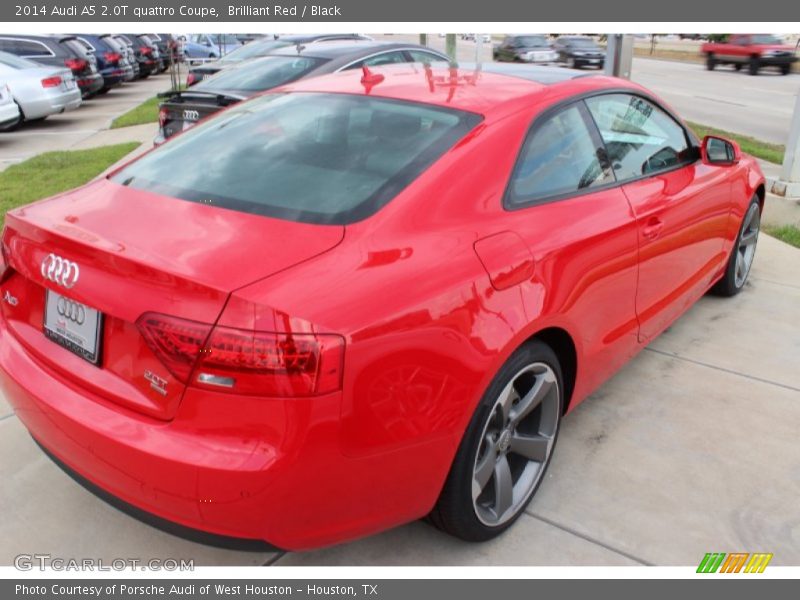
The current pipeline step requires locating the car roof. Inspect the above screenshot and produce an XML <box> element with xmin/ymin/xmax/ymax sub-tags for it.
<box><xmin>280</xmin><ymin>63</ymin><xmax>618</xmax><ymax>118</ymax></box>
<box><xmin>268</xmin><ymin>40</ymin><xmax>437</xmax><ymax>60</ymax></box>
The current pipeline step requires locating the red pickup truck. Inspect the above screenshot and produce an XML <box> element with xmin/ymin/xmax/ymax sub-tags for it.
<box><xmin>701</xmin><ymin>34</ymin><xmax>797</xmax><ymax>75</ymax></box>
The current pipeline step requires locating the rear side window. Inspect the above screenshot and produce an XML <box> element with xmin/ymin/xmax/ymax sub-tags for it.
<box><xmin>4</xmin><ymin>39</ymin><xmax>53</xmax><ymax>57</ymax></box>
<box><xmin>406</xmin><ymin>49</ymin><xmax>447</xmax><ymax>64</ymax></box>
<box><xmin>197</xmin><ymin>56</ymin><xmax>324</xmax><ymax>92</ymax></box>
<box><xmin>111</xmin><ymin>93</ymin><xmax>482</xmax><ymax>224</ymax></box>
<box><xmin>507</xmin><ymin>102</ymin><xmax>614</xmax><ymax>206</ymax></box>
<box><xmin>586</xmin><ymin>94</ymin><xmax>692</xmax><ymax>181</ymax></box>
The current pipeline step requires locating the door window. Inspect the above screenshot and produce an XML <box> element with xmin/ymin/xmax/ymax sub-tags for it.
<box><xmin>585</xmin><ymin>94</ymin><xmax>692</xmax><ymax>181</ymax></box>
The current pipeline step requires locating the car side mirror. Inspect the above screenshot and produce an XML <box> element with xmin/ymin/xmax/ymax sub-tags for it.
<box><xmin>701</xmin><ymin>135</ymin><xmax>741</xmax><ymax>166</ymax></box>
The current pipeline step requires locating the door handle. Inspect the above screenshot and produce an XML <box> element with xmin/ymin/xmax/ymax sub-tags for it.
<box><xmin>642</xmin><ymin>218</ymin><xmax>664</xmax><ymax>241</ymax></box>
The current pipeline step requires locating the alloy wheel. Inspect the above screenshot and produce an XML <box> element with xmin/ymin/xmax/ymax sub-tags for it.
<box><xmin>472</xmin><ymin>362</ymin><xmax>560</xmax><ymax>526</ymax></box>
<box><xmin>735</xmin><ymin>203</ymin><xmax>760</xmax><ymax>288</ymax></box>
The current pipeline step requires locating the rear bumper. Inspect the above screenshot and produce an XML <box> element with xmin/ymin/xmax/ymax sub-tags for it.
<box><xmin>78</xmin><ymin>74</ymin><xmax>104</xmax><ymax>97</ymax></box>
<box><xmin>0</xmin><ymin>103</ymin><xmax>20</xmax><ymax>130</ymax></box>
<box><xmin>19</xmin><ymin>89</ymin><xmax>81</xmax><ymax>119</ymax></box>
<box><xmin>758</xmin><ymin>55</ymin><xmax>797</xmax><ymax>66</ymax></box>
<box><xmin>99</xmin><ymin>68</ymin><xmax>126</xmax><ymax>88</ymax></box>
<box><xmin>0</xmin><ymin>312</ymin><xmax>447</xmax><ymax>550</ymax></box>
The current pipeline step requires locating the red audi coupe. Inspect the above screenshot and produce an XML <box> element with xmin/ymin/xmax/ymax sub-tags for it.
<box><xmin>0</xmin><ymin>63</ymin><xmax>763</xmax><ymax>550</ymax></box>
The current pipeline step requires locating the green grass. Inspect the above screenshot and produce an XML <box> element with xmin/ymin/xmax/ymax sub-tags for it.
<box><xmin>110</xmin><ymin>95</ymin><xmax>161</xmax><ymax>129</ymax></box>
<box><xmin>0</xmin><ymin>142</ymin><xmax>140</xmax><ymax>229</ymax></box>
<box><xmin>686</xmin><ymin>121</ymin><xmax>785</xmax><ymax>165</ymax></box>
<box><xmin>764</xmin><ymin>224</ymin><xmax>800</xmax><ymax>248</ymax></box>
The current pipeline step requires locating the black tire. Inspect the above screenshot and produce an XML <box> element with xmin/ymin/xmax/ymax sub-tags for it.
<box><xmin>780</xmin><ymin>64</ymin><xmax>791</xmax><ymax>75</ymax></box>
<box><xmin>706</xmin><ymin>54</ymin><xmax>716</xmax><ymax>70</ymax></box>
<box><xmin>429</xmin><ymin>340</ymin><xmax>563</xmax><ymax>542</ymax></box>
<box><xmin>711</xmin><ymin>196</ymin><xmax>761</xmax><ymax>297</ymax></box>
<box><xmin>96</xmin><ymin>87</ymin><xmax>111</xmax><ymax>95</ymax></box>
<box><xmin>734</xmin><ymin>63</ymin><xmax>742</xmax><ymax>71</ymax></box>
<box><xmin>748</xmin><ymin>56</ymin><xmax>761</xmax><ymax>76</ymax></box>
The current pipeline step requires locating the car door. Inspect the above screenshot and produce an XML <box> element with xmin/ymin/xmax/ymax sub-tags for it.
<box><xmin>505</xmin><ymin>101</ymin><xmax>641</xmax><ymax>393</ymax></box>
<box><xmin>585</xmin><ymin>93</ymin><xmax>733</xmax><ymax>342</ymax></box>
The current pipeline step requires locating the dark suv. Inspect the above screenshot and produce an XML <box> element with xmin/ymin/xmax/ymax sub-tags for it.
<box><xmin>0</xmin><ymin>35</ymin><xmax>103</xmax><ymax>97</ymax></box>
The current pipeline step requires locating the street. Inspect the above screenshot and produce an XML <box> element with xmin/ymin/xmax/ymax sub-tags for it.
<box><xmin>631</xmin><ymin>57</ymin><xmax>799</xmax><ymax>145</ymax></box>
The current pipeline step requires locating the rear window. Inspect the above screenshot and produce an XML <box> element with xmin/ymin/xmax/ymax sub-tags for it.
<box><xmin>111</xmin><ymin>93</ymin><xmax>482</xmax><ymax>224</ymax></box>
<box><xmin>62</xmin><ymin>39</ymin><xmax>90</xmax><ymax>57</ymax></box>
<box><xmin>197</xmin><ymin>56</ymin><xmax>324</xmax><ymax>92</ymax></box>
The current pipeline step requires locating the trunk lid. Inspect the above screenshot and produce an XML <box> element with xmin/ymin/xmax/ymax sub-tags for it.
<box><xmin>159</xmin><ymin>91</ymin><xmax>243</xmax><ymax>139</ymax></box>
<box><xmin>1</xmin><ymin>178</ymin><xmax>344</xmax><ymax>420</ymax></box>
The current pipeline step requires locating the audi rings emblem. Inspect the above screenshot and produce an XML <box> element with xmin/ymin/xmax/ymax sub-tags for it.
<box><xmin>41</xmin><ymin>253</ymin><xmax>80</xmax><ymax>289</ymax></box>
<box><xmin>183</xmin><ymin>109</ymin><xmax>200</xmax><ymax>121</ymax></box>
<box><xmin>56</xmin><ymin>296</ymin><xmax>85</xmax><ymax>325</ymax></box>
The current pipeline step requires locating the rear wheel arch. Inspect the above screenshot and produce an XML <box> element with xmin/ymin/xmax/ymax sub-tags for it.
<box><xmin>755</xmin><ymin>183</ymin><xmax>765</xmax><ymax>213</ymax></box>
<box><xmin>519</xmin><ymin>326</ymin><xmax>577</xmax><ymax>415</ymax></box>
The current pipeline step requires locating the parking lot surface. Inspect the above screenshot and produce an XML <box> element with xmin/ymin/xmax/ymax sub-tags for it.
<box><xmin>2</xmin><ymin>235</ymin><xmax>797</xmax><ymax>566</ymax></box>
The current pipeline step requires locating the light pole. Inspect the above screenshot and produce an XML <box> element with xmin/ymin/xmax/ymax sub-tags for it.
<box><xmin>771</xmin><ymin>90</ymin><xmax>800</xmax><ymax>199</ymax></box>
<box><xmin>446</xmin><ymin>34</ymin><xmax>457</xmax><ymax>61</ymax></box>
<box><xmin>604</xmin><ymin>34</ymin><xmax>634</xmax><ymax>79</ymax></box>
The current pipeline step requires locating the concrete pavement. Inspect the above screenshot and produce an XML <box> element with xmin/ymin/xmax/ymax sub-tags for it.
<box><xmin>1</xmin><ymin>235</ymin><xmax>797</xmax><ymax>566</ymax></box>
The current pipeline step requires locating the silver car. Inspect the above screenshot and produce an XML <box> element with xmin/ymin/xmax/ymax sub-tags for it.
<box><xmin>0</xmin><ymin>51</ymin><xmax>81</xmax><ymax>122</ymax></box>
<box><xmin>0</xmin><ymin>81</ymin><xmax>21</xmax><ymax>130</ymax></box>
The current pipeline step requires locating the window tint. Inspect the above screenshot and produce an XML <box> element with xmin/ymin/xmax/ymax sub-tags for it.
<box><xmin>513</xmin><ymin>36</ymin><xmax>549</xmax><ymax>48</ymax></box>
<box><xmin>349</xmin><ymin>51</ymin><xmax>408</xmax><ymax>69</ymax></box>
<box><xmin>586</xmin><ymin>94</ymin><xmax>691</xmax><ymax>181</ymax></box>
<box><xmin>507</xmin><ymin>103</ymin><xmax>613</xmax><ymax>205</ymax></box>
<box><xmin>11</xmin><ymin>39</ymin><xmax>52</xmax><ymax>57</ymax></box>
<box><xmin>406</xmin><ymin>49</ymin><xmax>447</xmax><ymax>64</ymax></box>
<box><xmin>111</xmin><ymin>93</ymin><xmax>482</xmax><ymax>224</ymax></box>
<box><xmin>196</xmin><ymin>56</ymin><xmax>324</xmax><ymax>92</ymax></box>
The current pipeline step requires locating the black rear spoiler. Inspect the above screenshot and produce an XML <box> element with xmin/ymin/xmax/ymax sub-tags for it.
<box><xmin>157</xmin><ymin>89</ymin><xmax>243</xmax><ymax>106</ymax></box>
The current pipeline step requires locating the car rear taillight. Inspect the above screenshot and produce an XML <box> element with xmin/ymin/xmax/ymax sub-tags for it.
<box><xmin>158</xmin><ymin>106</ymin><xmax>169</xmax><ymax>128</ymax></box>
<box><xmin>64</xmin><ymin>58</ymin><xmax>88</xmax><ymax>72</ymax></box>
<box><xmin>186</xmin><ymin>72</ymin><xmax>197</xmax><ymax>86</ymax></box>
<box><xmin>0</xmin><ymin>239</ymin><xmax>10</xmax><ymax>284</ymax></box>
<box><xmin>140</xmin><ymin>46</ymin><xmax>153</xmax><ymax>56</ymax></box>
<box><xmin>104</xmin><ymin>51</ymin><xmax>121</xmax><ymax>64</ymax></box>
<box><xmin>41</xmin><ymin>76</ymin><xmax>63</xmax><ymax>88</ymax></box>
<box><xmin>137</xmin><ymin>313</ymin><xmax>344</xmax><ymax>397</ymax></box>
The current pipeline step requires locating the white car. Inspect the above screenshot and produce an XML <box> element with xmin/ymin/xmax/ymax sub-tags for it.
<box><xmin>0</xmin><ymin>82</ymin><xmax>21</xmax><ymax>130</ymax></box>
<box><xmin>0</xmin><ymin>51</ymin><xmax>81</xmax><ymax>122</ymax></box>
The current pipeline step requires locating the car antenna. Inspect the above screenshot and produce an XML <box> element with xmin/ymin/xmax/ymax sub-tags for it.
<box><xmin>295</xmin><ymin>43</ymin><xmax>306</xmax><ymax>54</ymax></box>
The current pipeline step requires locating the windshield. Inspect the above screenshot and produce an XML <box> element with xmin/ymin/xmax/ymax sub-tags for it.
<box><xmin>210</xmin><ymin>34</ymin><xmax>240</xmax><ymax>45</ymax></box>
<box><xmin>567</xmin><ymin>38</ymin><xmax>598</xmax><ymax>48</ymax></box>
<box><xmin>219</xmin><ymin>40</ymin><xmax>291</xmax><ymax>63</ymax></box>
<box><xmin>196</xmin><ymin>56</ymin><xmax>325</xmax><ymax>92</ymax></box>
<box><xmin>751</xmin><ymin>34</ymin><xmax>783</xmax><ymax>45</ymax></box>
<box><xmin>0</xmin><ymin>51</ymin><xmax>40</xmax><ymax>69</ymax></box>
<box><xmin>515</xmin><ymin>36</ymin><xmax>549</xmax><ymax>47</ymax></box>
<box><xmin>111</xmin><ymin>93</ymin><xmax>482</xmax><ymax>224</ymax></box>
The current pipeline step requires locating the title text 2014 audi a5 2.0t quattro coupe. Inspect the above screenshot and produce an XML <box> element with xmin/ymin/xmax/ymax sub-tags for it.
<box><xmin>0</xmin><ymin>63</ymin><xmax>763</xmax><ymax>550</ymax></box>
